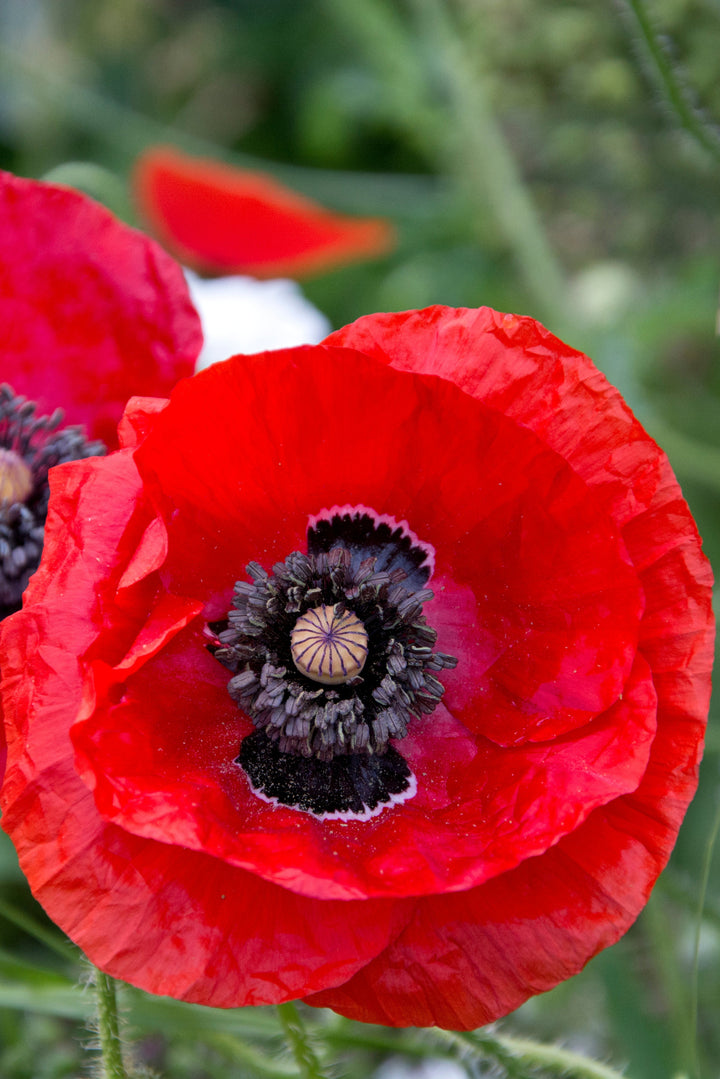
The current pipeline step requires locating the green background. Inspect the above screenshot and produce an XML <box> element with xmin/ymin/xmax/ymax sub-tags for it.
<box><xmin>0</xmin><ymin>1</ymin><xmax>718</xmax><ymax>1076</ymax></box>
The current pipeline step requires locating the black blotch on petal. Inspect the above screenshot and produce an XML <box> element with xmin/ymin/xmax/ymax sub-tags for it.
<box><xmin>238</xmin><ymin>729</ymin><xmax>413</xmax><ymax>817</ymax></box>
<box><xmin>308</xmin><ymin>510</ymin><xmax>431</xmax><ymax>593</ymax></box>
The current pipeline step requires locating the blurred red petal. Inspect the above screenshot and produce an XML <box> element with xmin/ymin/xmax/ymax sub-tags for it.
<box><xmin>134</xmin><ymin>146</ymin><xmax>395</xmax><ymax>279</ymax></box>
<box><xmin>0</xmin><ymin>170</ymin><xmax>201</xmax><ymax>447</ymax></box>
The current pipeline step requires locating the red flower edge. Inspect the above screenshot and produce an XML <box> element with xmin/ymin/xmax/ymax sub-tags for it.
<box><xmin>0</xmin><ymin>307</ymin><xmax>713</xmax><ymax>1028</ymax></box>
<box><xmin>133</xmin><ymin>146</ymin><xmax>395</xmax><ymax>279</ymax></box>
<box><xmin>0</xmin><ymin>169</ymin><xmax>202</xmax><ymax>447</ymax></box>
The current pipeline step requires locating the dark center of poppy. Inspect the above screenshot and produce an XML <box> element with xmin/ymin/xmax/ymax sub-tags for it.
<box><xmin>210</xmin><ymin>508</ymin><xmax>457</xmax><ymax>820</ymax></box>
<box><xmin>0</xmin><ymin>384</ymin><xmax>105</xmax><ymax>619</ymax></box>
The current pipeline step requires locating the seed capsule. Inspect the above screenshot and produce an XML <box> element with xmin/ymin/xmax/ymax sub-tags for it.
<box><xmin>0</xmin><ymin>449</ymin><xmax>33</xmax><ymax>505</ymax></box>
<box><xmin>291</xmin><ymin>604</ymin><xmax>368</xmax><ymax>685</ymax></box>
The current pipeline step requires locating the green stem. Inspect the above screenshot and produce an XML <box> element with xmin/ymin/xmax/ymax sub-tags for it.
<box><xmin>0</xmin><ymin>897</ymin><xmax>78</xmax><ymax>963</ymax></box>
<box><xmin>409</xmin><ymin>0</ymin><xmax>574</xmax><ymax>334</ymax></box>
<box><xmin>276</xmin><ymin>1002</ymin><xmax>326</xmax><ymax>1079</ymax></box>
<box><xmin>689</xmin><ymin>790</ymin><xmax>720</xmax><ymax>1079</ymax></box>
<box><xmin>615</xmin><ymin>0</ymin><xmax>720</xmax><ymax>163</ymax></box>
<box><xmin>94</xmin><ymin>970</ymin><xmax>129</xmax><ymax>1079</ymax></box>
<box><xmin>330</xmin><ymin>1020</ymin><xmax>627</xmax><ymax>1079</ymax></box>
<box><xmin>431</xmin><ymin>1028</ymin><xmax>528</xmax><ymax>1077</ymax></box>
<box><xmin>209</xmin><ymin>1032</ymin><xmax>297</xmax><ymax>1078</ymax></box>
<box><xmin>494</xmin><ymin>1033</ymin><xmax>629</xmax><ymax>1079</ymax></box>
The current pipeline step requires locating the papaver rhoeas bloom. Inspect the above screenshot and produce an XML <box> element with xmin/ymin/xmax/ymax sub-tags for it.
<box><xmin>134</xmin><ymin>146</ymin><xmax>395</xmax><ymax>279</ymax></box>
<box><xmin>0</xmin><ymin>307</ymin><xmax>713</xmax><ymax>1029</ymax></box>
<box><xmin>0</xmin><ymin>169</ymin><xmax>201</xmax><ymax>620</ymax></box>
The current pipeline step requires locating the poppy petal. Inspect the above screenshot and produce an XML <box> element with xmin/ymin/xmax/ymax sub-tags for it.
<box><xmin>134</xmin><ymin>146</ymin><xmax>395</xmax><ymax>279</ymax></box>
<box><xmin>0</xmin><ymin>170</ymin><xmax>201</xmax><ymax>447</ymax></box>
<box><xmin>70</xmin><ymin>641</ymin><xmax>657</xmax><ymax>900</ymax></box>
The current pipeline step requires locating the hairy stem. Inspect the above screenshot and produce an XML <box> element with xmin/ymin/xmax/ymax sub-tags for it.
<box><xmin>493</xmin><ymin>1032</ymin><xmax>629</xmax><ymax>1079</ymax></box>
<box><xmin>94</xmin><ymin>970</ymin><xmax>129</xmax><ymax>1079</ymax></box>
<box><xmin>615</xmin><ymin>0</ymin><xmax>720</xmax><ymax>163</ymax></box>
<box><xmin>331</xmin><ymin>1020</ymin><xmax>627</xmax><ymax>1079</ymax></box>
<box><xmin>209</xmin><ymin>1032</ymin><xmax>297</xmax><ymax>1078</ymax></box>
<box><xmin>432</xmin><ymin>1028</ymin><xmax>529</xmax><ymax>1077</ymax></box>
<box><xmin>276</xmin><ymin>1002</ymin><xmax>326</xmax><ymax>1079</ymax></box>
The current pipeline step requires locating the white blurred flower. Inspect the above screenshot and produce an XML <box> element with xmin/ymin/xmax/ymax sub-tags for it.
<box><xmin>569</xmin><ymin>260</ymin><xmax>642</xmax><ymax>326</ymax></box>
<box><xmin>185</xmin><ymin>269</ymin><xmax>331</xmax><ymax>372</ymax></box>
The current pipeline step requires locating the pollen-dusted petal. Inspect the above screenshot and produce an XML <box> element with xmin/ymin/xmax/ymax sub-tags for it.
<box><xmin>134</xmin><ymin>146</ymin><xmax>395</xmax><ymax>279</ymax></box>
<box><xmin>309</xmin><ymin>649</ymin><xmax>710</xmax><ymax>1028</ymax></box>
<box><xmin>307</xmin><ymin>669</ymin><xmax>708</xmax><ymax>1028</ymax></box>
<box><xmin>69</xmin><ymin>611</ymin><xmax>657</xmax><ymax>900</ymax></box>
<box><xmin>0</xmin><ymin>170</ymin><xmax>201</xmax><ymax>447</ymax></box>
<box><xmin>299</xmin><ymin>305</ymin><xmax>715</xmax><ymax>1025</ymax></box>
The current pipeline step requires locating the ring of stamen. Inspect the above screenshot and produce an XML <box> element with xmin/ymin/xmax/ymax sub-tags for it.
<box><xmin>209</xmin><ymin>510</ymin><xmax>458</xmax><ymax>818</ymax></box>
<box><xmin>0</xmin><ymin>384</ymin><xmax>105</xmax><ymax>618</ymax></box>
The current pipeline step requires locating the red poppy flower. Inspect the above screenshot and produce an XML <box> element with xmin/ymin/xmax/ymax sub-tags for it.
<box><xmin>0</xmin><ymin>168</ymin><xmax>201</xmax><ymax>632</ymax></box>
<box><xmin>0</xmin><ymin>169</ymin><xmax>201</xmax><ymax>448</ymax></box>
<box><xmin>134</xmin><ymin>146</ymin><xmax>395</xmax><ymax>279</ymax></box>
<box><xmin>0</xmin><ymin>307</ymin><xmax>713</xmax><ymax>1029</ymax></box>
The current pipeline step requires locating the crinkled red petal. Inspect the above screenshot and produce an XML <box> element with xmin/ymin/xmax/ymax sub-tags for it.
<box><xmin>0</xmin><ymin>170</ymin><xmax>201</xmax><ymax>446</ymax></box>
<box><xmin>70</xmin><ymin>620</ymin><xmax>657</xmax><ymax>899</ymax></box>
<box><xmin>308</xmin><ymin>637</ymin><xmax>711</xmax><ymax>1028</ymax></box>
<box><xmin>133</xmin><ymin>146</ymin><xmax>394</xmax><ymax>279</ymax></box>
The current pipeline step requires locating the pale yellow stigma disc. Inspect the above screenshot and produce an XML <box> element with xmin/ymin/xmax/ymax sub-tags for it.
<box><xmin>291</xmin><ymin>604</ymin><xmax>368</xmax><ymax>685</ymax></box>
<box><xmin>0</xmin><ymin>448</ymin><xmax>33</xmax><ymax>505</ymax></box>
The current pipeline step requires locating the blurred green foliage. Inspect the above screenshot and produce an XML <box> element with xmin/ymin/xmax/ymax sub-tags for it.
<box><xmin>0</xmin><ymin>1</ymin><xmax>719</xmax><ymax>1077</ymax></box>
